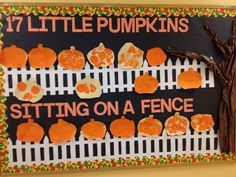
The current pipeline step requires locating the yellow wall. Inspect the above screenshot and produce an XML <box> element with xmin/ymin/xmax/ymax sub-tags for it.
<box><xmin>1</xmin><ymin>0</ymin><xmax>236</xmax><ymax>177</ymax></box>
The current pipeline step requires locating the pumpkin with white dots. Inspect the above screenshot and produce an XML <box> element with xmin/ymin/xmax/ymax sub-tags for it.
<box><xmin>191</xmin><ymin>114</ymin><xmax>214</xmax><ymax>132</ymax></box>
<box><xmin>87</xmin><ymin>43</ymin><xmax>114</xmax><ymax>68</ymax></box>
<box><xmin>165</xmin><ymin>112</ymin><xmax>189</xmax><ymax>136</ymax></box>
<box><xmin>58</xmin><ymin>46</ymin><xmax>85</xmax><ymax>70</ymax></box>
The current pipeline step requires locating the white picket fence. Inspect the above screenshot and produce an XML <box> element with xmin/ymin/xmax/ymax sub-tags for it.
<box><xmin>8</xmin><ymin>129</ymin><xmax>220</xmax><ymax>166</ymax></box>
<box><xmin>3</xmin><ymin>58</ymin><xmax>214</xmax><ymax>97</ymax></box>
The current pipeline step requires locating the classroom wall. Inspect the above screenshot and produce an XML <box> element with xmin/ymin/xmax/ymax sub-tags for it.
<box><xmin>1</xmin><ymin>0</ymin><xmax>236</xmax><ymax>176</ymax></box>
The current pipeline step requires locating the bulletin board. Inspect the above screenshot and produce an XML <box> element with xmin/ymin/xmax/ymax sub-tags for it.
<box><xmin>0</xmin><ymin>5</ymin><xmax>235</xmax><ymax>174</ymax></box>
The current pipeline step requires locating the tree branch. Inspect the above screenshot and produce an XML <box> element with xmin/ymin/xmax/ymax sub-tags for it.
<box><xmin>205</xmin><ymin>21</ymin><xmax>231</xmax><ymax>59</ymax></box>
<box><xmin>166</xmin><ymin>47</ymin><xmax>228</xmax><ymax>86</ymax></box>
<box><xmin>232</xmin><ymin>16</ymin><xmax>236</xmax><ymax>38</ymax></box>
<box><xmin>228</xmin><ymin>16</ymin><xmax>236</xmax><ymax>48</ymax></box>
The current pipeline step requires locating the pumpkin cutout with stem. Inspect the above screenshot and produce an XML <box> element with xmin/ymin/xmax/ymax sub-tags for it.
<box><xmin>165</xmin><ymin>112</ymin><xmax>189</xmax><ymax>136</ymax></box>
<box><xmin>177</xmin><ymin>67</ymin><xmax>202</xmax><ymax>89</ymax></box>
<box><xmin>58</xmin><ymin>46</ymin><xmax>85</xmax><ymax>70</ymax></box>
<box><xmin>0</xmin><ymin>45</ymin><xmax>27</xmax><ymax>68</ymax></box>
<box><xmin>110</xmin><ymin>115</ymin><xmax>135</xmax><ymax>138</ymax></box>
<box><xmin>80</xmin><ymin>119</ymin><xmax>106</xmax><ymax>140</ymax></box>
<box><xmin>75</xmin><ymin>75</ymin><xmax>102</xmax><ymax>99</ymax></box>
<box><xmin>49</xmin><ymin>119</ymin><xmax>76</xmax><ymax>143</ymax></box>
<box><xmin>146</xmin><ymin>47</ymin><xmax>167</xmax><ymax>66</ymax></box>
<box><xmin>16</xmin><ymin>119</ymin><xmax>45</xmax><ymax>142</ymax></box>
<box><xmin>28</xmin><ymin>44</ymin><xmax>57</xmax><ymax>68</ymax></box>
<box><xmin>15</xmin><ymin>77</ymin><xmax>44</xmax><ymax>103</ymax></box>
<box><xmin>191</xmin><ymin>114</ymin><xmax>214</xmax><ymax>132</ymax></box>
<box><xmin>87</xmin><ymin>43</ymin><xmax>114</xmax><ymax>68</ymax></box>
<box><xmin>138</xmin><ymin>115</ymin><xmax>163</xmax><ymax>137</ymax></box>
<box><xmin>134</xmin><ymin>72</ymin><xmax>159</xmax><ymax>94</ymax></box>
<box><xmin>118</xmin><ymin>43</ymin><xmax>144</xmax><ymax>69</ymax></box>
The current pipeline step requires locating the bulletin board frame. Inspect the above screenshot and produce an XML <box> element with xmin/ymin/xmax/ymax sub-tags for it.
<box><xmin>0</xmin><ymin>3</ymin><xmax>236</xmax><ymax>175</ymax></box>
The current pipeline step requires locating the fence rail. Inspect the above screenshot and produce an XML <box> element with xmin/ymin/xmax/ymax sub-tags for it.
<box><xmin>3</xmin><ymin>58</ymin><xmax>215</xmax><ymax>97</ymax></box>
<box><xmin>8</xmin><ymin>129</ymin><xmax>220</xmax><ymax>166</ymax></box>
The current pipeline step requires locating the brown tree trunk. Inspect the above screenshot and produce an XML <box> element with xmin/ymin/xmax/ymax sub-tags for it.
<box><xmin>228</xmin><ymin>54</ymin><xmax>236</xmax><ymax>153</ymax></box>
<box><xmin>166</xmin><ymin>17</ymin><xmax>236</xmax><ymax>153</ymax></box>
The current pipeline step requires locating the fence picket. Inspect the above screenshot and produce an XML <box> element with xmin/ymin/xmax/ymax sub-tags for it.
<box><xmin>185</xmin><ymin>130</ymin><xmax>191</xmax><ymax>154</ymax></box>
<box><xmin>69</xmin><ymin>140</ymin><xmax>77</xmax><ymax>162</ymax></box>
<box><xmin>43</xmin><ymin>137</ymin><xmax>50</xmax><ymax>163</ymax></box>
<box><xmin>167</xmin><ymin>60</ymin><xmax>173</xmax><ymax>89</ymax></box>
<box><xmin>121</xmin><ymin>139</ymin><xmax>126</xmax><ymax>155</ymax></box>
<box><xmin>193</xmin><ymin>131</ymin><xmax>199</xmax><ymax>155</ymax></box>
<box><xmin>88</xmin><ymin>141</ymin><xmax>93</xmax><ymax>160</ymax></box>
<box><xmin>25</xmin><ymin>142</ymin><xmax>32</xmax><ymax>164</ymax></box>
<box><xmin>102</xmin><ymin>68</ymin><xmax>109</xmax><ymax>93</ymax></box>
<box><xmin>209</xmin><ymin>129</ymin><xmax>215</xmax><ymax>152</ymax></box>
<box><xmin>146</xmin><ymin>137</ymin><xmax>152</xmax><ymax>156</ymax></box>
<box><xmin>170</xmin><ymin>136</ymin><xmax>175</xmax><ymax>155</ymax></box>
<box><xmin>15</xmin><ymin>140</ymin><xmax>23</xmax><ymax>164</ymax></box>
<box><xmin>57</xmin><ymin>65</ymin><xmax>64</xmax><ymax>95</ymax></box>
<box><xmin>201</xmin><ymin>132</ymin><xmax>207</xmax><ymax>154</ymax></box>
<box><xmin>67</xmin><ymin>71</ymin><xmax>74</xmax><ymax>95</ymax></box>
<box><xmin>79</xmin><ymin>136</ymin><xmax>85</xmax><ymax>159</ymax></box>
<box><xmin>105</xmin><ymin>133</ymin><xmax>110</xmax><ymax>157</ymax></box>
<box><xmin>138</xmin><ymin>137</ymin><xmax>143</xmax><ymax>157</ymax></box>
<box><xmin>129</xmin><ymin>138</ymin><xmax>135</xmax><ymax>158</ymax></box>
<box><xmin>109</xmin><ymin>65</ymin><xmax>116</xmax><ymax>92</ymax></box>
<box><xmin>49</xmin><ymin>67</ymin><xmax>57</xmax><ymax>95</ymax></box>
<box><xmin>161</xmin><ymin>130</ymin><xmax>168</xmax><ymax>157</ymax></box>
<box><xmin>113</xmin><ymin>137</ymin><xmax>120</xmax><ymax>159</ymax></box>
<box><xmin>159</xmin><ymin>63</ymin><xmax>166</xmax><ymax>90</ymax></box>
<box><xmin>126</xmin><ymin>69</ymin><xmax>133</xmax><ymax>92</ymax></box>
<box><xmin>177</xmin><ymin>136</ymin><xmax>183</xmax><ymax>154</ymax></box>
<box><xmin>97</xmin><ymin>141</ymin><xmax>102</xmax><ymax>158</ymax></box>
<box><xmin>8</xmin><ymin>139</ymin><xmax>14</xmax><ymax>166</ymax></box>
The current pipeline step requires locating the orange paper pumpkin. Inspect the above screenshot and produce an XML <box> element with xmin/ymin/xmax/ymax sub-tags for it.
<box><xmin>80</xmin><ymin>119</ymin><xmax>106</xmax><ymax>140</ymax></box>
<box><xmin>87</xmin><ymin>43</ymin><xmax>114</xmax><ymax>68</ymax></box>
<box><xmin>138</xmin><ymin>115</ymin><xmax>163</xmax><ymax>137</ymax></box>
<box><xmin>134</xmin><ymin>72</ymin><xmax>159</xmax><ymax>94</ymax></box>
<box><xmin>58</xmin><ymin>46</ymin><xmax>85</xmax><ymax>70</ymax></box>
<box><xmin>118</xmin><ymin>43</ymin><xmax>144</xmax><ymax>69</ymax></box>
<box><xmin>191</xmin><ymin>114</ymin><xmax>214</xmax><ymax>132</ymax></box>
<box><xmin>110</xmin><ymin>116</ymin><xmax>135</xmax><ymax>138</ymax></box>
<box><xmin>49</xmin><ymin>119</ymin><xmax>76</xmax><ymax>143</ymax></box>
<box><xmin>16</xmin><ymin>119</ymin><xmax>44</xmax><ymax>142</ymax></box>
<box><xmin>146</xmin><ymin>47</ymin><xmax>167</xmax><ymax>66</ymax></box>
<box><xmin>0</xmin><ymin>45</ymin><xmax>27</xmax><ymax>68</ymax></box>
<box><xmin>177</xmin><ymin>68</ymin><xmax>202</xmax><ymax>89</ymax></box>
<box><xmin>28</xmin><ymin>44</ymin><xmax>57</xmax><ymax>68</ymax></box>
<box><xmin>165</xmin><ymin>112</ymin><xmax>189</xmax><ymax>136</ymax></box>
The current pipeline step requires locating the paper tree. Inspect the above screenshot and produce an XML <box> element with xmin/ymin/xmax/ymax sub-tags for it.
<box><xmin>167</xmin><ymin>17</ymin><xmax>236</xmax><ymax>153</ymax></box>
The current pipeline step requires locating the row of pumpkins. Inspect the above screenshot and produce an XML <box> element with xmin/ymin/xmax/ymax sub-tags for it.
<box><xmin>0</xmin><ymin>43</ymin><xmax>167</xmax><ymax>70</ymax></box>
<box><xmin>15</xmin><ymin>67</ymin><xmax>202</xmax><ymax>103</ymax></box>
<box><xmin>17</xmin><ymin>113</ymin><xmax>214</xmax><ymax>144</ymax></box>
